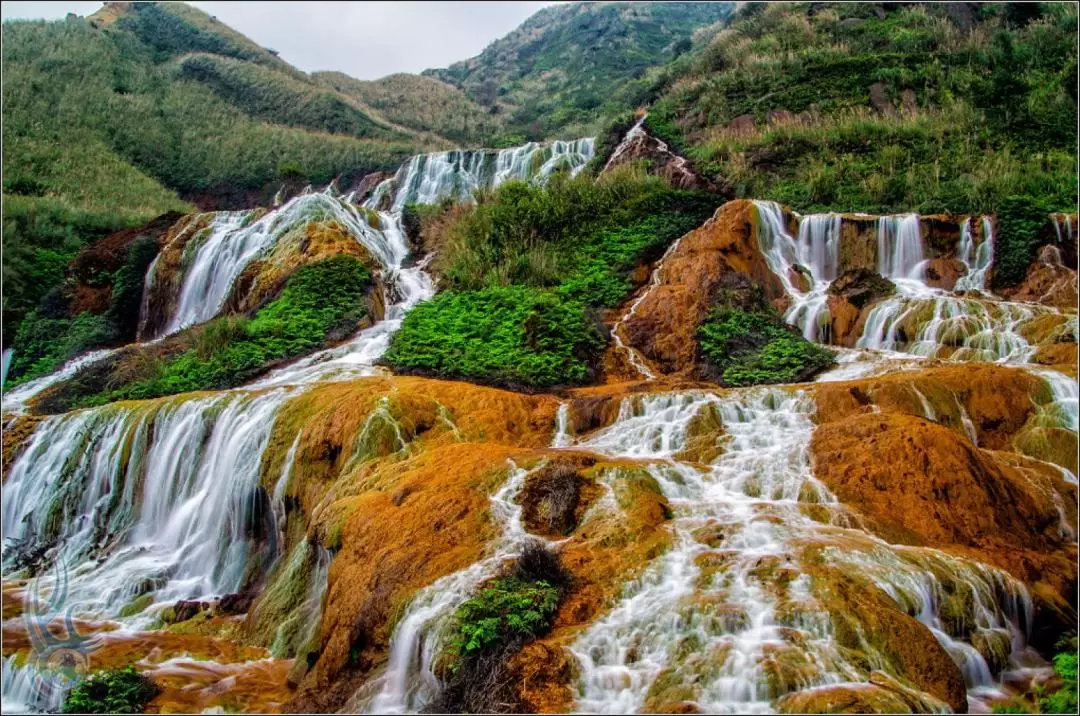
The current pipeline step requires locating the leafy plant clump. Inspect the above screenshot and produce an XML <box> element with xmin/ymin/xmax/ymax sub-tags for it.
<box><xmin>451</xmin><ymin>577</ymin><xmax>560</xmax><ymax>661</ymax></box>
<box><xmin>992</xmin><ymin>195</ymin><xmax>1055</xmax><ymax>289</ymax></box>
<box><xmin>991</xmin><ymin>636</ymin><xmax>1078</xmax><ymax>714</ymax></box>
<box><xmin>432</xmin><ymin>543</ymin><xmax>570</xmax><ymax>713</ymax></box>
<box><xmin>75</xmin><ymin>255</ymin><xmax>371</xmax><ymax>406</ymax></box>
<box><xmin>62</xmin><ymin>665</ymin><xmax>159</xmax><ymax>714</ymax></box>
<box><xmin>383</xmin><ymin>286</ymin><xmax>604</xmax><ymax>390</ymax></box>
<box><xmin>698</xmin><ymin>306</ymin><xmax>835</xmax><ymax>386</ymax></box>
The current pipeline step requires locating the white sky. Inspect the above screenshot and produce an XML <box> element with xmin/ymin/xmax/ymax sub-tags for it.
<box><xmin>0</xmin><ymin>1</ymin><xmax>559</xmax><ymax>79</ymax></box>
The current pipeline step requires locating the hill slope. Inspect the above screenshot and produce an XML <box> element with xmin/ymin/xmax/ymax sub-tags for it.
<box><xmin>632</xmin><ymin>1</ymin><xmax>1077</xmax><ymax>217</ymax></box>
<box><xmin>424</xmin><ymin>1</ymin><xmax>733</xmax><ymax>140</ymax></box>
<box><xmin>1</xmin><ymin>1</ymin><xmax>443</xmax><ymax>344</ymax></box>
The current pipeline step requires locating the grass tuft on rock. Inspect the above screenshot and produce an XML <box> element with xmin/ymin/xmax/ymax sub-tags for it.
<box><xmin>62</xmin><ymin>665</ymin><xmax>158</xmax><ymax>714</ymax></box>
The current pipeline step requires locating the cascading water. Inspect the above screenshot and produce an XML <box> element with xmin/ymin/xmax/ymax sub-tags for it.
<box><xmin>2</xmin><ymin>389</ymin><xmax>289</xmax><ymax>621</ymax></box>
<box><xmin>955</xmin><ymin>216</ymin><xmax>995</xmax><ymax>292</ymax></box>
<box><xmin>357</xmin><ymin>461</ymin><xmax>541</xmax><ymax>714</ymax></box>
<box><xmin>388</xmin><ymin>138</ymin><xmax>594</xmax><ymax>210</ymax></box>
<box><xmin>753</xmin><ymin>201</ymin><xmax>842</xmax><ymax>342</ymax></box>
<box><xmin>877</xmin><ymin>214</ymin><xmax>926</xmax><ymax>281</ymax></box>
<box><xmin>561</xmin><ymin>387</ymin><xmax>1046</xmax><ymax>713</ymax></box>
<box><xmin>1</xmin><ymin>136</ymin><xmax>600</xmax><ymax>712</ymax></box>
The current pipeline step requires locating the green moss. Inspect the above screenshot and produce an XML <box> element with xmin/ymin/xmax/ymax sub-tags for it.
<box><xmin>697</xmin><ymin>307</ymin><xmax>836</xmax><ymax>387</ymax></box>
<box><xmin>62</xmin><ymin>665</ymin><xmax>158</xmax><ymax>714</ymax></box>
<box><xmin>384</xmin><ymin>286</ymin><xmax>604</xmax><ymax>389</ymax></box>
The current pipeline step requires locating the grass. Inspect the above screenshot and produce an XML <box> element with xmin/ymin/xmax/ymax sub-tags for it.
<box><xmin>435</xmin><ymin>166</ymin><xmax>716</xmax><ymax>299</ymax></box>
<box><xmin>66</xmin><ymin>255</ymin><xmax>371</xmax><ymax>407</ymax></box>
<box><xmin>643</xmin><ymin>2</ymin><xmax>1077</xmax><ymax>216</ymax></box>
<box><xmin>432</xmin><ymin>542</ymin><xmax>570</xmax><ymax>713</ymax></box>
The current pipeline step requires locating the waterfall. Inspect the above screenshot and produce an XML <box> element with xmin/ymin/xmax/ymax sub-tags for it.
<box><xmin>955</xmin><ymin>217</ymin><xmax>994</xmax><ymax>292</ymax></box>
<box><xmin>753</xmin><ymin>201</ymin><xmax>840</xmax><ymax>342</ymax></box>
<box><xmin>389</xmin><ymin>138</ymin><xmax>594</xmax><ymax>211</ymax></box>
<box><xmin>877</xmin><ymin>214</ymin><xmax>926</xmax><ymax>281</ymax></box>
<box><xmin>1052</xmin><ymin>213</ymin><xmax>1074</xmax><ymax>245</ymax></box>
<box><xmin>1</xmin><ymin>347</ymin><xmax>121</xmax><ymax>415</ymax></box>
<box><xmin>1</xmin><ymin>348</ymin><xmax>12</xmax><ymax>389</ymax></box>
<box><xmin>569</xmin><ymin>389</ymin><xmax>848</xmax><ymax>714</ymax></box>
<box><xmin>552</xmin><ymin>403</ymin><xmax>574</xmax><ymax>447</ymax></box>
<box><xmin>561</xmin><ymin>388</ymin><xmax>1041</xmax><ymax>713</ymax></box>
<box><xmin>2</xmin><ymin>389</ymin><xmax>289</xmax><ymax>621</ymax></box>
<box><xmin>1</xmin><ymin>656</ymin><xmax>72</xmax><ymax>714</ymax></box>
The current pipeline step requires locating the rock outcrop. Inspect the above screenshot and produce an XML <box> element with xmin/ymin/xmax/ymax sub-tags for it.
<box><xmin>614</xmin><ymin>199</ymin><xmax>787</xmax><ymax>377</ymax></box>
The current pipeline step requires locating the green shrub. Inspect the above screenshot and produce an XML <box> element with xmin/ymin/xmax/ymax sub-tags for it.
<box><xmin>383</xmin><ymin>286</ymin><xmax>604</xmax><ymax>390</ymax></box>
<box><xmin>993</xmin><ymin>195</ymin><xmax>1054</xmax><ymax>289</ymax></box>
<box><xmin>7</xmin><ymin>310</ymin><xmax>112</xmax><ymax>385</ymax></box>
<box><xmin>1042</xmin><ymin>640</ymin><xmax>1079</xmax><ymax>714</ymax></box>
<box><xmin>698</xmin><ymin>307</ymin><xmax>835</xmax><ymax>386</ymax></box>
<box><xmin>62</xmin><ymin>665</ymin><xmax>158</xmax><ymax>714</ymax></box>
<box><xmin>450</xmin><ymin>577</ymin><xmax>560</xmax><ymax>662</ymax></box>
<box><xmin>431</xmin><ymin>543</ymin><xmax>570</xmax><ymax>714</ymax></box>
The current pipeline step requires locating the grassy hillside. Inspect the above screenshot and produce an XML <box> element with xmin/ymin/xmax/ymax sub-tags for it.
<box><xmin>635</xmin><ymin>1</ymin><xmax>1077</xmax><ymax>216</ymax></box>
<box><xmin>315</xmin><ymin>71</ymin><xmax>501</xmax><ymax>147</ymax></box>
<box><xmin>424</xmin><ymin>2</ymin><xmax>733</xmax><ymax>141</ymax></box>
<box><xmin>1</xmin><ymin>2</ymin><xmax>440</xmax><ymax>346</ymax></box>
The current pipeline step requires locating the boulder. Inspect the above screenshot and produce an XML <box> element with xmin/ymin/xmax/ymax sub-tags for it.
<box><xmin>868</xmin><ymin>82</ymin><xmax>896</xmax><ymax>116</ymax></box>
<box><xmin>776</xmin><ymin>673</ymin><xmax>947</xmax><ymax>713</ymax></box>
<box><xmin>728</xmin><ymin>114</ymin><xmax>757</xmax><ymax>134</ymax></box>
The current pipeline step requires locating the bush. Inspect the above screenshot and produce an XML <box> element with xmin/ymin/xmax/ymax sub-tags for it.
<box><xmin>383</xmin><ymin>286</ymin><xmax>604</xmax><ymax>390</ymax></box>
<box><xmin>993</xmin><ymin>195</ymin><xmax>1054</xmax><ymax>289</ymax></box>
<box><xmin>7</xmin><ymin>310</ymin><xmax>112</xmax><ymax>385</ymax></box>
<box><xmin>431</xmin><ymin>542</ymin><xmax>569</xmax><ymax>714</ymax></box>
<box><xmin>698</xmin><ymin>306</ymin><xmax>835</xmax><ymax>386</ymax></box>
<box><xmin>1042</xmin><ymin>639</ymin><xmax>1079</xmax><ymax>714</ymax></box>
<box><xmin>62</xmin><ymin>665</ymin><xmax>158</xmax><ymax>714</ymax></box>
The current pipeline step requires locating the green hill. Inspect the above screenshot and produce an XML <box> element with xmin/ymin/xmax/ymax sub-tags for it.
<box><xmin>314</xmin><ymin>71</ymin><xmax>501</xmax><ymax>147</ymax></box>
<box><xmin>1</xmin><ymin>1</ymin><xmax>443</xmax><ymax>345</ymax></box>
<box><xmin>423</xmin><ymin>2</ymin><xmax>734</xmax><ymax>140</ymax></box>
<box><xmin>633</xmin><ymin>1</ymin><xmax>1077</xmax><ymax>215</ymax></box>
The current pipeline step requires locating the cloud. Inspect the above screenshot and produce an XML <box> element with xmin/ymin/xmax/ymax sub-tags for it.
<box><xmin>1</xmin><ymin>1</ymin><xmax>558</xmax><ymax>79</ymax></box>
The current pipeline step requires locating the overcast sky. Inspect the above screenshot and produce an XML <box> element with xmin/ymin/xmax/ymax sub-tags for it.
<box><xmin>0</xmin><ymin>1</ymin><xmax>559</xmax><ymax>79</ymax></box>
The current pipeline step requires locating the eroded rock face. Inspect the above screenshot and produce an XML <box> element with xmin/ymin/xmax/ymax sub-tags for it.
<box><xmin>69</xmin><ymin>211</ymin><xmax>186</xmax><ymax>317</ymax></box>
<box><xmin>999</xmin><ymin>249</ymin><xmax>1078</xmax><ymax>310</ymax></box>
<box><xmin>601</xmin><ymin>125</ymin><xmax>716</xmax><ymax>192</ymax></box>
<box><xmin>616</xmin><ymin>200</ymin><xmax>787</xmax><ymax>377</ymax></box>
<box><xmin>826</xmin><ymin>268</ymin><xmax>895</xmax><ymax>346</ymax></box>
<box><xmin>810</xmin><ymin>366</ymin><xmax>1079</xmax><ymax>654</ymax></box>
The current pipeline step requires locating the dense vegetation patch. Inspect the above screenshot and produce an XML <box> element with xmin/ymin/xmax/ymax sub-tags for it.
<box><xmin>7</xmin><ymin>234</ymin><xmax>162</xmax><ymax>385</ymax></box>
<box><xmin>993</xmin><ymin>195</ymin><xmax>1056</xmax><ymax>289</ymax></box>
<box><xmin>389</xmin><ymin>169</ymin><xmax>715</xmax><ymax>390</ymax></box>
<box><xmin>644</xmin><ymin>2</ymin><xmax>1077</xmax><ymax>215</ymax></box>
<box><xmin>432</xmin><ymin>543</ymin><xmax>570</xmax><ymax>713</ymax></box>
<box><xmin>66</xmin><ymin>255</ymin><xmax>371</xmax><ymax>407</ymax></box>
<box><xmin>62</xmin><ymin>665</ymin><xmax>158</xmax><ymax>714</ymax></box>
<box><xmin>435</xmin><ymin>168</ymin><xmax>716</xmax><ymax>304</ymax></box>
<box><xmin>383</xmin><ymin>286</ymin><xmax>603</xmax><ymax>390</ymax></box>
<box><xmin>698</xmin><ymin>305</ymin><xmax>836</xmax><ymax>386</ymax></box>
